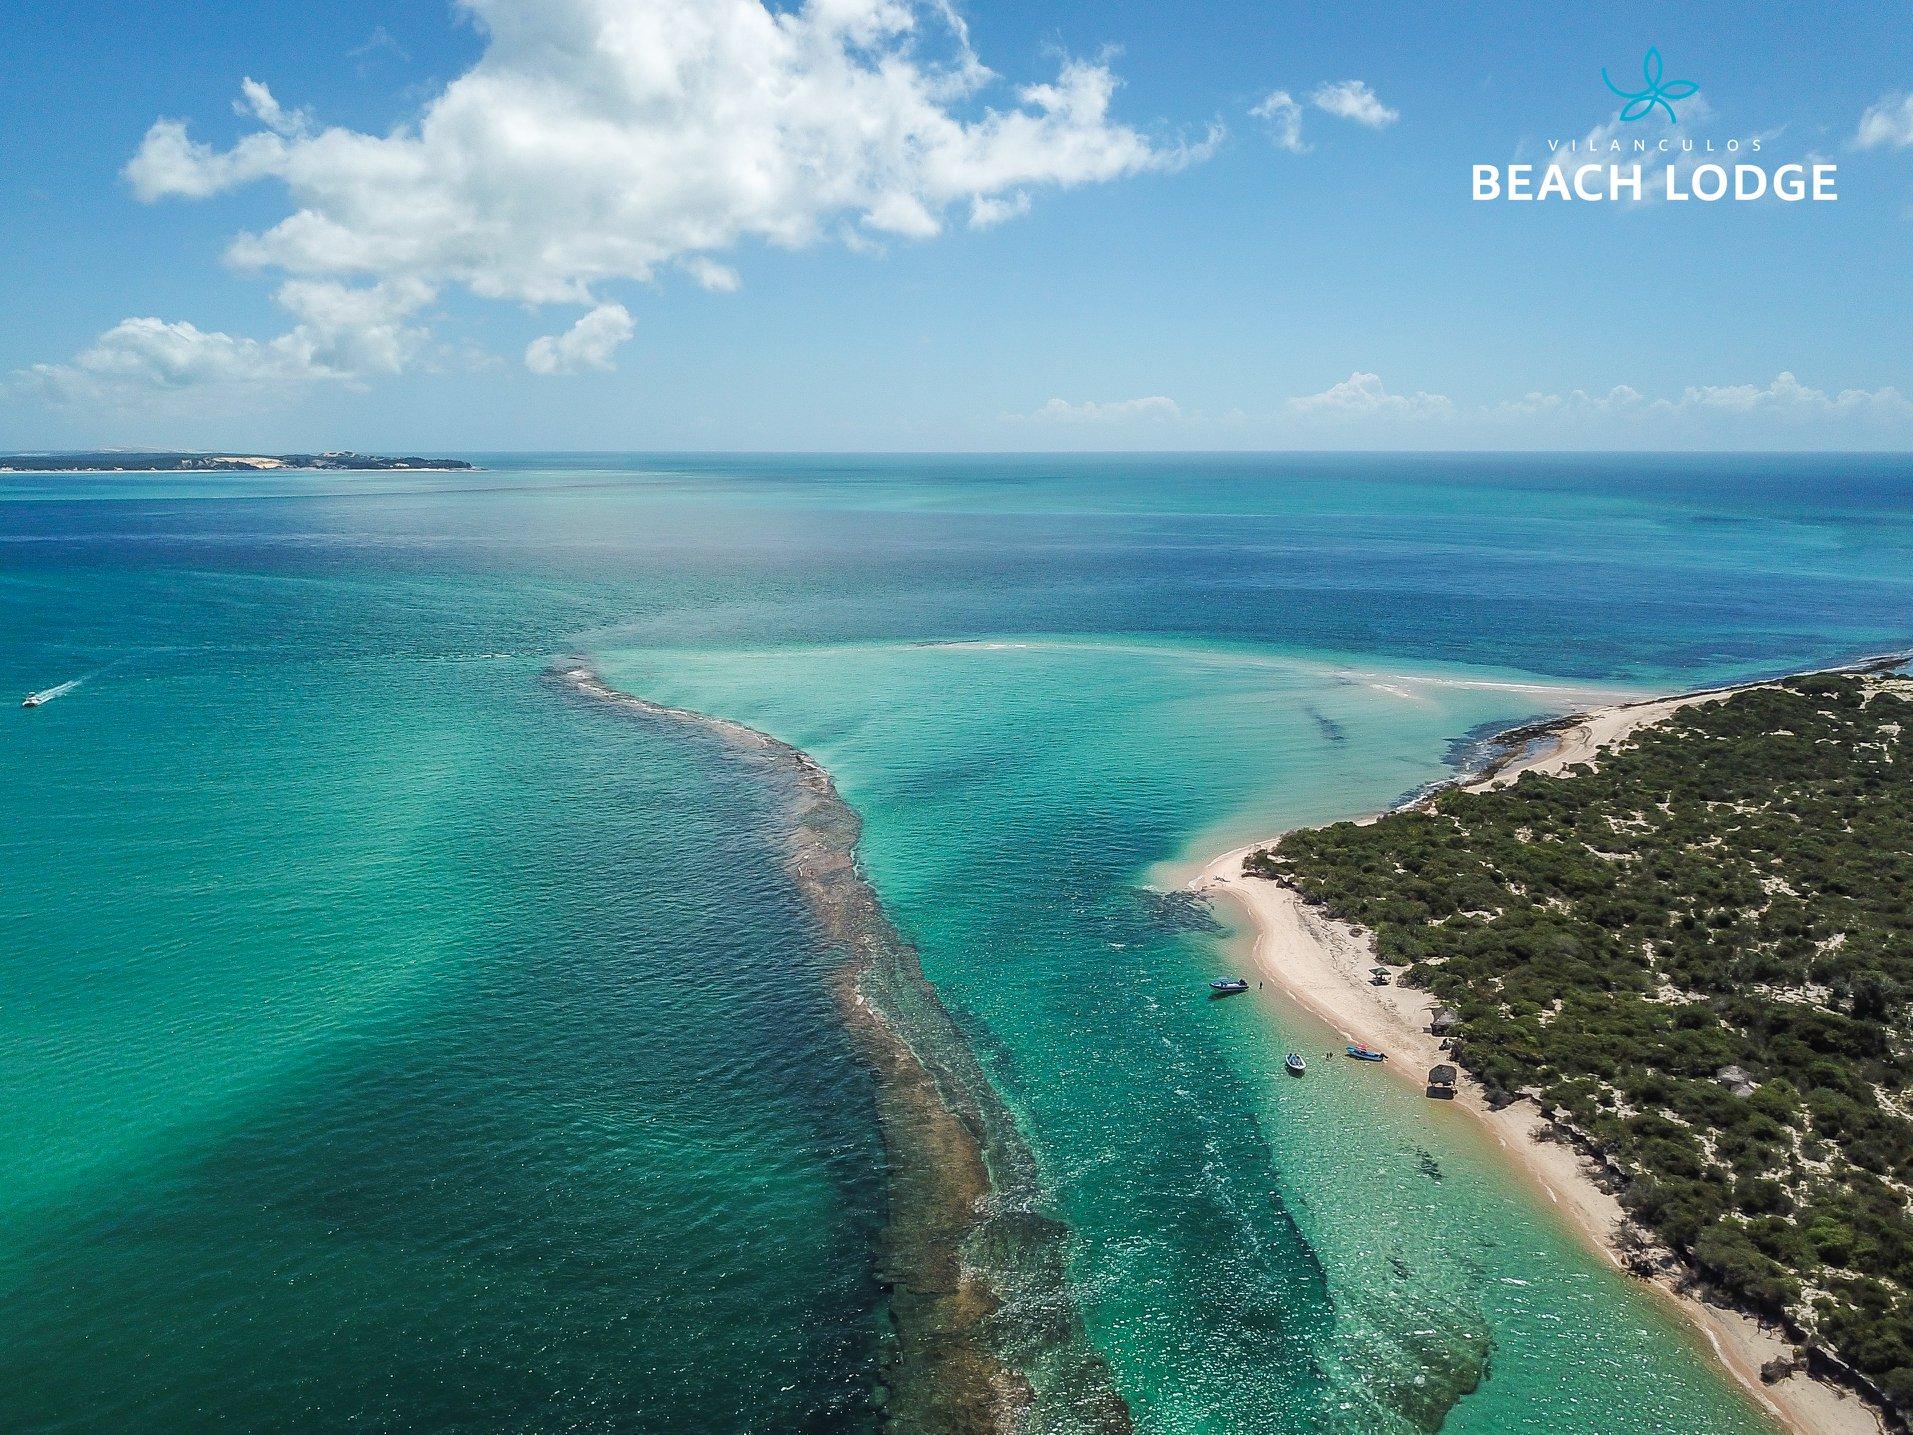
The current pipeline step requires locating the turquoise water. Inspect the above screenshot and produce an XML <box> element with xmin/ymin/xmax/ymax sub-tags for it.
<box><xmin>6</xmin><ymin>454</ymin><xmax>1913</xmax><ymax>1430</ymax></box>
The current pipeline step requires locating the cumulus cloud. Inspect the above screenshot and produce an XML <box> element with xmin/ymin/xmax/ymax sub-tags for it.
<box><xmin>136</xmin><ymin>2</ymin><xmax>1204</xmax><ymax>293</ymax></box>
<box><xmin>1490</xmin><ymin>384</ymin><xmax>1646</xmax><ymax>418</ymax></box>
<box><xmin>1250</xmin><ymin>79</ymin><xmax>1394</xmax><ymax>152</ymax></box>
<box><xmin>146</xmin><ymin>5</ymin><xmax>1191</xmax><ymax>302</ymax></box>
<box><xmin>1021</xmin><ymin>395</ymin><xmax>1183</xmax><ymax>423</ymax></box>
<box><xmin>24</xmin><ymin>0</ymin><xmax>1204</xmax><ymax>404</ymax></box>
<box><xmin>1484</xmin><ymin>373</ymin><xmax>1911</xmax><ymax>434</ymax></box>
<box><xmin>1662</xmin><ymin>372</ymin><xmax>1909</xmax><ymax>417</ymax></box>
<box><xmin>524</xmin><ymin>302</ymin><xmax>635</xmax><ymax>374</ymax></box>
<box><xmin>13</xmin><ymin>320</ymin><xmax>308</xmax><ymax>408</ymax></box>
<box><xmin>969</xmin><ymin>190</ymin><xmax>1033</xmax><ymax>227</ymax></box>
<box><xmin>124</xmin><ymin>118</ymin><xmax>289</xmax><ymax>202</ymax></box>
<box><xmin>1250</xmin><ymin>90</ymin><xmax>1306</xmax><ymax>153</ymax></box>
<box><xmin>999</xmin><ymin>373</ymin><xmax>1909</xmax><ymax>448</ymax></box>
<box><xmin>1308</xmin><ymin>80</ymin><xmax>1398</xmax><ymax>129</ymax></box>
<box><xmin>681</xmin><ymin>257</ymin><xmax>742</xmax><ymax>293</ymax></box>
<box><xmin>1856</xmin><ymin>93</ymin><xmax>1913</xmax><ymax>150</ymax></box>
<box><xmin>1289</xmin><ymin>371</ymin><xmax>1451</xmax><ymax>419</ymax></box>
<box><xmin>234</xmin><ymin>76</ymin><xmax>310</xmax><ymax>137</ymax></box>
<box><xmin>14</xmin><ymin>279</ymin><xmax>433</xmax><ymax>409</ymax></box>
<box><xmin>1316</xmin><ymin>371</ymin><xmax>1908</xmax><ymax>431</ymax></box>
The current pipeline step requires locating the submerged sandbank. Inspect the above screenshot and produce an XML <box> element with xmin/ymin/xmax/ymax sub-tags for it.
<box><xmin>1195</xmin><ymin>656</ymin><xmax>1912</xmax><ymax>1435</ymax></box>
<box><xmin>549</xmin><ymin>660</ymin><xmax>1128</xmax><ymax>1434</ymax></box>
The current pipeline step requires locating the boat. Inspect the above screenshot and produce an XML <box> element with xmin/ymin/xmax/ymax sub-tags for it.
<box><xmin>1284</xmin><ymin>1052</ymin><xmax>1307</xmax><ymax>1076</ymax></box>
<box><xmin>1209</xmin><ymin>978</ymin><xmax>1250</xmax><ymax>995</ymax></box>
<box><xmin>1346</xmin><ymin>1044</ymin><xmax>1387</xmax><ymax>1062</ymax></box>
<box><xmin>22</xmin><ymin>679</ymin><xmax>78</xmax><ymax>708</ymax></box>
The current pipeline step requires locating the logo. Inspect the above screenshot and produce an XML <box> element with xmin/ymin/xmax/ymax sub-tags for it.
<box><xmin>1469</xmin><ymin>46</ymin><xmax>1835</xmax><ymax>204</ymax></box>
<box><xmin>1602</xmin><ymin>48</ymin><xmax>1698</xmax><ymax>123</ymax></box>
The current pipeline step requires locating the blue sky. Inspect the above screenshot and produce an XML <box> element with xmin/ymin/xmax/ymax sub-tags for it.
<box><xmin>2</xmin><ymin>0</ymin><xmax>1911</xmax><ymax>452</ymax></box>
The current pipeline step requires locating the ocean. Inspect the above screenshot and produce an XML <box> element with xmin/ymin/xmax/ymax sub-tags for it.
<box><xmin>5</xmin><ymin>453</ymin><xmax>1912</xmax><ymax>1431</ymax></box>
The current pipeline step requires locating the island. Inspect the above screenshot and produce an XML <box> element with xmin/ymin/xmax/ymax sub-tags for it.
<box><xmin>0</xmin><ymin>451</ymin><xmax>475</xmax><ymax>472</ymax></box>
<box><xmin>1206</xmin><ymin>662</ymin><xmax>1913</xmax><ymax>1435</ymax></box>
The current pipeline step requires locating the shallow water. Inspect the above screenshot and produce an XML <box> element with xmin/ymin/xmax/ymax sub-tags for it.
<box><xmin>6</xmin><ymin>453</ymin><xmax>1913</xmax><ymax>1430</ymax></box>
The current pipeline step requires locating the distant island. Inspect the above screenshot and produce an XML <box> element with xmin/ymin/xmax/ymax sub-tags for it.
<box><xmin>0</xmin><ymin>451</ymin><xmax>475</xmax><ymax>473</ymax></box>
<box><xmin>1222</xmin><ymin>665</ymin><xmax>1913</xmax><ymax>1433</ymax></box>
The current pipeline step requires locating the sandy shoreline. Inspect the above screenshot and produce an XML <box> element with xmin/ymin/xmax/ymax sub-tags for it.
<box><xmin>1193</xmin><ymin>667</ymin><xmax>1900</xmax><ymax>1435</ymax></box>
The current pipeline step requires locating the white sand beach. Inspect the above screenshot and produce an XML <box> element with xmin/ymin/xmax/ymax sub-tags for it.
<box><xmin>1193</xmin><ymin>674</ymin><xmax>1893</xmax><ymax>1435</ymax></box>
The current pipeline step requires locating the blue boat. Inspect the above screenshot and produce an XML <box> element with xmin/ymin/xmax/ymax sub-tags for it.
<box><xmin>1284</xmin><ymin>1052</ymin><xmax>1307</xmax><ymax>1076</ymax></box>
<box><xmin>1209</xmin><ymin>978</ymin><xmax>1249</xmax><ymax>995</ymax></box>
<box><xmin>1346</xmin><ymin>1044</ymin><xmax>1387</xmax><ymax>1062</ymax></box>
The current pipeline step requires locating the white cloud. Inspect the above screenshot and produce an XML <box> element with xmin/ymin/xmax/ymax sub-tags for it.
<box><xmin>681</xmin><ymin>257</ymin><xmax>742</xmax><ymax>293</ymax></box>
<box><xmin>1491</xmin><ymin>385</ymin><xmax>1645</xmax><ymax>418</ymax></box>
<box><xmin>1324</xmin><ymin>371</ymin><xmax>1908</xmax><ymax>431</ymax></box>
<box><xmin>1856</xmin><ymin>92</ymin><xmax>1913</xmax><ymax>150</ymax></box>
<box><xmin>1289</xmin><ymin>371</ymin><xmax>1450</xmax><ymax>419</ymax></box>
<box><xmin>1662</xmin><ymin>371</ymin><xmax>1909</xmax><ymax>417</ymax></box>
<box><xmin>524</xmin><ymin>302</ymin><xmax>636</xmax><ymax>374</ymax></box>
<box><xmin>997</xmin><ymin>373</ymin><xmax>1909</xmax><ymax>449</ymax></box>
<box><xmin>273</xmin><ymin>277</ymin><xmax>434</xmax><ymax>376</ymax></box>
<box><xmin>16</xmin><ymin>319</ymin><xmax>329</xmax><ymax>410</ymax></box>
<box><xmin>1308</xmin><ymin>80</ymin><xmax>1397</xmax><ymax>129</ymax></box>
<box><xmin>969</xmin><ymin>190</ymin><xmax>1032</xmax><ymax>227</ymax></box>
<box><xmin>24</xmin><ymin>0</ymin><xmax>1203</xmax><ymax>405</ymax></box>
<box><xmin>347</xmin><ymin>27</ymin><xmax>410</xmax><ymax>71</ymax></box>
<box><xmin>1021</xmin><ymin>395</ymin><xmax>1182</xmax><ymax>423</ymax></box>
<box><xmin>149</xmin><ymin>8</ymin><xmax>1206</xmax><ymax>290</ymax></box>
<box><xmin>1483</xmin><ymin>373</ymin><xmax>1911</xmax><ymax>435</ymax></box>
<box><xmin>234</xmin><ymin>77</ymin><xmax>310</xmax><ymax>138</ymax></box>
<box><xmin>13</xmin><ymin>279</ymin><xmax>433</xmax><ymax>409</ymax></box>
<box><xmin>123</xmin><ymin>119</ymin><xmax>289</xmax><ymax>202</ymax></box>
<box><xmin>1250</xmin><ymin>90</ymin><xmax>1307</xmax><ymax>153</ymax></box>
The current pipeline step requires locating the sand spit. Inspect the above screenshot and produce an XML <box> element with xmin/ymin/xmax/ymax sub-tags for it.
<box><xmin>1195</xmin><ymin>653</ymin><xmax>1913</xmax><ymax>1435</ymax></box>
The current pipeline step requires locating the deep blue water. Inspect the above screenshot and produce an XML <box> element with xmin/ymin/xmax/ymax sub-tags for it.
<box><xmin>3</xmin><ymin>453</ymin><xmax>1910</xmax><ymax>1431</ymax></box>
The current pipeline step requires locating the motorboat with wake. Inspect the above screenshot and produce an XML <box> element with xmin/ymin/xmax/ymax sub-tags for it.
<box><xmin>21</xmin><ymin>679</ymin><xmax>79</xmax><ymax>709</ymax></box>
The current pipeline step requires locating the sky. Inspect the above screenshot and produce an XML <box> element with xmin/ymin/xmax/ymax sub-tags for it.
<box><xmin>2</xmin><ymin>0</ymin><xmax>1911</xmax><ymax>453</ymax></box>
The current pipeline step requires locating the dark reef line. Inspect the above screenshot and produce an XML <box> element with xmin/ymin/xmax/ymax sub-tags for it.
<box><xmin>547</xmin><ymin>660</ymin><xmax>1129</xmax><ymax>1435</ymax></box>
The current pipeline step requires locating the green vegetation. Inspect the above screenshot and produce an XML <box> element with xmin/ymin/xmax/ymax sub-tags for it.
<box><xmin>1255</xmin><ymin>674</ymin><xmax>1913</xmax><ymax>1406</ymax></box>
<box><xmin>0</xmin><ymin>451</ymin><xmax>472</xmax><ymax>471</ymax></box>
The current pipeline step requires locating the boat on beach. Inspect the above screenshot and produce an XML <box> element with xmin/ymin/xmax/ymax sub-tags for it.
<box><xmin>1209</xmin><ymin>978</ymin><xmax>1249</xmax><ymax>995</ymax></box>
<box><xmin>1346</xmin><ymin>1044</ymin><xmax>1387</xmax><ymax>1062</ymax></box>
<box><xmin>1284</xmin><ymin>1052</ymin><xmax>1307</xmax><ymax>1076</ymax></box>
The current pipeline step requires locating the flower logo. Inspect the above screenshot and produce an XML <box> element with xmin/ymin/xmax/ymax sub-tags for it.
<box><xmin>1602</xmin><ymin>48</ymin><xmax>1698</xmax><ymax>123</ymax></box>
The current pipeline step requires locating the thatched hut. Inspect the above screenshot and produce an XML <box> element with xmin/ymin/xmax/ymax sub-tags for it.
<box><xmin>1428</xmin><ymin>1007</ymin><xmax>1459</xmax><ymax>1037</ymax></box>
<box><xmin>1426</xmin><ymin>1064</ymin><xmax>1459</xmax><ymax>1099</ymax></box>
